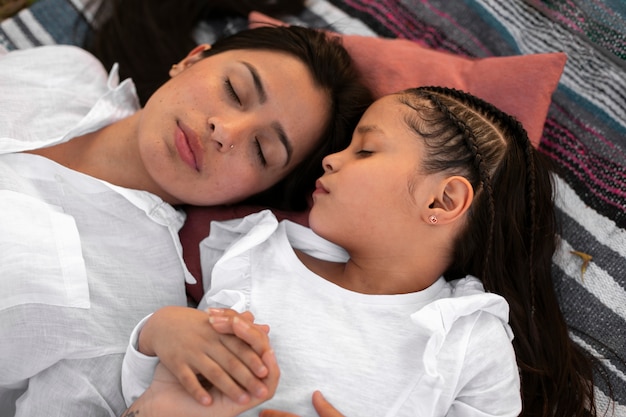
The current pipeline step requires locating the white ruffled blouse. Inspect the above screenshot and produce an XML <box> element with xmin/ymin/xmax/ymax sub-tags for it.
<box><xmin>124</xmin><ymin>210</ymin><xmax>521</xmax><ymax>417</ymax></box>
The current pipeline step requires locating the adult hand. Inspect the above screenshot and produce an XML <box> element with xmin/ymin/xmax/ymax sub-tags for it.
<box><xmin>259</xmin><ymin>391</ymin><xmax>345</xmax><ymax>417</ymax></box>
<box><xmin>122</xmin><ymin>351</ymin><xmax>279</xmax><ymax>417</ymax></box>
<box><xmin>138</xmin><ymin>306</ymin><xmax>272</xmax><ymax>406</ymax></box>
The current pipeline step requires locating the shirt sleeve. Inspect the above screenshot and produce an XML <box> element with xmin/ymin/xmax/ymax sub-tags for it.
<box><xmin>0</xmin><ymin>46</ymin><xmax>109</xmax><ymax>147</ymax></box>
<box><xmin>448</xmin><ymin>311</ymin><xmax>521</xmax><ymax>417</ymax></box>
<box><xmin>121</xmin><ymin>314</ymin><xmax>160</xmax><ymax>407</ymax></box>
<box><xmin>197</xmin><ymin>210</ymin><xmax>279</xmax><ymax>311</ymax></box>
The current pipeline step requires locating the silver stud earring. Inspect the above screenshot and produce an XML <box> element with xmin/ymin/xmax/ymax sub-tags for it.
<box><xmin>428</xmin><ymin>215</ymin><xmax>438</xmax><ymax>224</ymax></box>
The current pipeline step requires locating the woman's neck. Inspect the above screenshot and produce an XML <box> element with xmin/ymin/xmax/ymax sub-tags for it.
<box><xmin>25</xmin><ymin>113</ymin><xmax>165</xmax><ymax>199</ymax></box>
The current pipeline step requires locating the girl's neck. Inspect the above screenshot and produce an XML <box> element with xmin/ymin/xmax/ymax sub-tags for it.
<box><xmin>295</xmin><ymin>246</ymin><xmax>446</xmax><ymax>295</ymax></box>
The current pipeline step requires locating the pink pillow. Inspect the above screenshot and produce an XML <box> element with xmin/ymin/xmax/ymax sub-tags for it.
<box><xmin>182</xmin><ymin>14</ymin><xmax>567</xmax><ymax>302</ymax></box>
<box><xmin>249</xmin><ymin>11</ymin><xmax>567</xmax><ymax>147</ymax></box>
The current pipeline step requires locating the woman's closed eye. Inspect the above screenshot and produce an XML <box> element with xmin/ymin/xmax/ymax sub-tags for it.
<box><xmin>255</xmin><ymin>138</ymin><xmax>267</xmax><ymax>166</ymax></box>
<box><xmin>356</xmin><ymin>149</ymin><xmax>373</xmax><ymax>157</ymax></box>
<box><xmin>225</xmin><ymin>79</ymin><xmax>241</xmax><ymax>105</ymax></box>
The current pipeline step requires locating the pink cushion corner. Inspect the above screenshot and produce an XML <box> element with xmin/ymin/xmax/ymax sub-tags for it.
<box><xmin>341</xmin><ymin>35</ymin><xmax>566</xmax><ymax>147</ymax></box>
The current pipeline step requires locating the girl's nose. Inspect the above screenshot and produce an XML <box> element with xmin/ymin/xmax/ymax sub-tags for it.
<box><xmin>322</xmin><ymin>153</ymin><xmax>338</xmax><ymax>173</ymax></box>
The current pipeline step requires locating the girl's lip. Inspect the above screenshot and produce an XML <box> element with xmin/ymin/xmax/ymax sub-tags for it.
<box><xmin>313</xmin><ymin>179</ymin><xmax>329</xmax><ymax>194</ymax></box>
<box><xmin>174</xmin><ymin>121</ymin><xmax>203</xmax><ymax>172</ymax></box>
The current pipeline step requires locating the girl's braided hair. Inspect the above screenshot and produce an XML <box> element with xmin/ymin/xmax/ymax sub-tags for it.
<box><xmin>399</xmin><ymin>86</ymin><xmax>597</xmax><ymax>417</ymax></box>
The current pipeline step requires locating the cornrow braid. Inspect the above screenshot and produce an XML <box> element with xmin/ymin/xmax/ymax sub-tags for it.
<box><xmin>416</xmin><ymin>87</ymin><xmax>498</xmax><ymax>281</ymax></box>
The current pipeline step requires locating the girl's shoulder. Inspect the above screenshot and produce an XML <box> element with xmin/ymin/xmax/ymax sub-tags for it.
<box><xmin>415</xmin><ymin>276</ymin><xmax>514</xmax><ymax>342</ymax></box>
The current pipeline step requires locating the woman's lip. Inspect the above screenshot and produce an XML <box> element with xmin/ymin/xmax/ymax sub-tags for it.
<box><xmin>174</xmin><ymin>121</ymin><xmax>203</xmax><ymax>172</ymax></box>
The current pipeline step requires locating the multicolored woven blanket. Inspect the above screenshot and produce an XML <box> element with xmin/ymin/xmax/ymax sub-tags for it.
<box><xmin>2</xmin><ymin>0</ymin><xmax>624</xmax><ymax>414</ymax></box>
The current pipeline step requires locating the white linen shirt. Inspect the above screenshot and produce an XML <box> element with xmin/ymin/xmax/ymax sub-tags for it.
<box><xmin>0</xmin><ymin>46</ymin><xmax>193</xmax><ymax>417</ymax></box>
<box><xmin>123</xmin><ymin>210</ymin><xmax>522</xmax><ymax>417</ymax></box>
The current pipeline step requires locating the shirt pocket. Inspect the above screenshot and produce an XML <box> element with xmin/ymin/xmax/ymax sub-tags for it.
<box><xmin>0</xmin><ymin>190</ymin><xmax>89</xmax><ymax>310</ymax></box>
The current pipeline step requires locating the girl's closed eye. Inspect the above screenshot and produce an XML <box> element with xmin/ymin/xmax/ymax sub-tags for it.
<box><xmin>356</xmin><ymin>149</ymin><xmax>373</xmax><ymax>157</ymax></box>
<box><xmin>224</xmin><ymin>78</ymin><xmax>241</xmax><ymax>105</ymax></box>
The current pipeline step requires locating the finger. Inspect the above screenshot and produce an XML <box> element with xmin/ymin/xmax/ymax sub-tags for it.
<box><xmin>174</xmin><ymin>367</ymin><xmax>213</xmax><ymax>406</ymax></box>
<box><xmin>192</xmin><ymin>336</ymin><xmax>272</xmax><ymax>402</ymax></box>
<box><xmin>209</xmin><ymin>315</ymin><xmax>271</xmax><ymax>358</ymax></box>
<box><xmin>239</xmin><ymin>310</ymin><xmax>256</xmax><ymax>322</ymax></box>
<box><xmin>215</xmin><ymin>336</ymin><xmax>272</xmax><ymax>400</ymax></box>
<box><xmin>258</xmin><ymin>410</ymin><xmax>298</xmax><ymax>417</ymax></box>
<box><xmin>207</xmin><ymin>308</ymin><xmax>254</xmax><ymax>322</ymax></box>
<box><xmin>192</xmin><ymin>353</ymin><xmax>253</xmax><ymax>405</ymax></box>
<box><xmin>261</xmin><ymin>349</ymin><xmax>280</xmax><ymax>395</ymax></box>
<box><xmin>232</xmin><ymin>316</ymin><xmax>272</xmax><ymax>354</ymax></box>
<box><xmin>209</xmin><ymin>315</ymin><xmax>270</xmax><ymax>338</ymax></box>
<box><xmin>312</xmin><ymin>391</ymin><xmax>343</xmax><ymax>417</ymax></box>
<box><xmin>220</xmin><ymin>332</ymin><xmax>269</xmax><ymax>378</ymax></box>
<box><xmin>236</xmin><ymin>311</ymin><xmax>270</xmax><ymax>334</ymax></box>
<box><xmin>239</xmin><ymin>312</ymin><xmax>270</xmax><ymax>334</ymax></box>
<box><xmin>208</xmin><ymin>309</ymin><xmax>269</xmax><ymax>333</ymax></box>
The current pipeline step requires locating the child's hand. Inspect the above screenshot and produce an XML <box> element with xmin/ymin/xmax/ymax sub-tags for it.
<box><xmin>123</xmin><ymin>350</ymin><xmax>279</xmax><ymax>417</ymax></box>
<box><xmin>138</xmin><ymin>306</ymin><xmax>273</xmax><ymax>406</ymax></box>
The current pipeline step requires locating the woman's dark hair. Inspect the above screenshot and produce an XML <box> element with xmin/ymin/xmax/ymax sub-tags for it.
<box><xmin>399</xmin><ymin>86</ymin><xmax>597</xmax><ymax>417</ymax></box>
<box><xmin>86</xmin><ymin>0</ymin><xmax>373</xmax><ymax>211</ymax></box>
<box><xmin>87</xmin><ymin>0</ymin><xmax>306</xmax><ymax>103</ymax></box>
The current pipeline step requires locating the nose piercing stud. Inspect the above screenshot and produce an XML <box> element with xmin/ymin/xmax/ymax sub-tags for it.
<box><xmin>230</xmin><ymin>144</ymin><xmax>234</xmax><ymax>149</ymax></box>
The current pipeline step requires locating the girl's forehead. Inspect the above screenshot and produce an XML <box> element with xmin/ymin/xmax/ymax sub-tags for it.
<box><xmin>353</xmin><ymin>96</ymin><xmax>426</xmax><ymax>148</ymax></box>
<box><xmin>358</xmin><ymin>95</ymin><xmax>413</xmax><ymax>129</ymax></box>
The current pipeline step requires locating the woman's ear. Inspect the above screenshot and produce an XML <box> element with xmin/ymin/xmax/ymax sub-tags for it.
<box><xmin>169</xmin><ymin>44</ymin><xmax>211</xmax><ymax>77</ymax></box>
<box><xmin>425</xmin><ymin>176</ymin><xmax>474</xmax><ymax>225</ymax></box>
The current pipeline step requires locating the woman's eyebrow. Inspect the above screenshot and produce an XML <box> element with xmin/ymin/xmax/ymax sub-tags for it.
<box><xmin>241</xmin><ymin>61</ymin><xmax>267</xmax><ymax>104</ymax></box>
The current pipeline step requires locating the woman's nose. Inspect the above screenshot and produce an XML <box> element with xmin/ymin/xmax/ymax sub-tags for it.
<box><xmin>208</xmin><ymin>119</ymin><xmax>240</xmax><ymax>152</ymax></box>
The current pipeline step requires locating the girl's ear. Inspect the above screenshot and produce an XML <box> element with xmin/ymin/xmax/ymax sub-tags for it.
<box><xmin>425</xmin><ymin>176</ymin><xmax>474</xmax><ymax>225</ymax></box>
<box><xmin>169</xmin><ymin>44</ymin><xmax>211</xmax><ymax>77</ymax></box>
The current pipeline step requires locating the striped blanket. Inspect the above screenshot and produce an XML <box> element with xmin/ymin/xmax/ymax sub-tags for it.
<box><xmin>2</xmin><ymin>0</ymin><xmax>624</xmax><ymax>414</ymax></box>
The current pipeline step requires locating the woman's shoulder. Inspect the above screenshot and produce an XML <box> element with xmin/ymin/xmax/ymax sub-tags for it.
<box><xmin>2</xmin><ymin>45</ymin><xmax>104</xmax><ymax>66</ymax></box>
<box><xmin>0</xmin><ymin>45</ymin><xmax>129</xmax><ymax>145</ymax></box>
<box><xmin>0</xmin><ymin>45</ymin><xmax>109</xmax><ymax>87</ymax></box>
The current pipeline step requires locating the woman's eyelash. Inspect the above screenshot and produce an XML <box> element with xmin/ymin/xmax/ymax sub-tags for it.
<box><xmin>356</xmin><ymin>149</ymin><xmax>373</xmax><ymax>156</ymax></box>
<box><xmin>255</xmin><ymin>138</ymin><xmax>267</xmax><ymax>167</ymax></box>
<box><xmin>225</xmin><ymin>80</ymin><xmax>265</xmax><ymax>167</ymax></box>
<box><xmin>225</xmin><ymin>79</ymin><xmax>241</xmax><ymax>105</ymax></box>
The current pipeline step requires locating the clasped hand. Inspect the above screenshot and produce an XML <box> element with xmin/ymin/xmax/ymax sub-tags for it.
<box><xmin>139</xmin><ymin>306</ymin><xmax>276</xmax><ymax>406</ymax></box>
<box><xmin>128</xmin><ymin>306</ymin><xmax>344</xmax><ymax>417</ymax></box>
